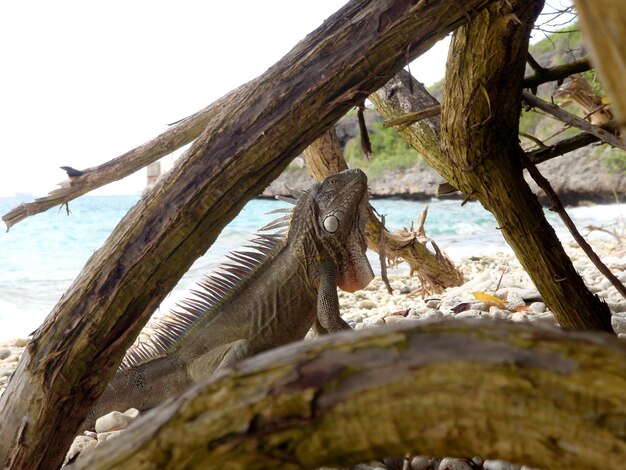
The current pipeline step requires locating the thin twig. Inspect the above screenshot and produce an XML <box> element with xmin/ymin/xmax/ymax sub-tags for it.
<box><xmin>522</xmin><ymin>91</ymin><xmax>626</xmax><ymax>151</ymax></box>
<box><xmin>527</xmin><ymin>132</ymin><xmax>600</xmax><ymax>165</ymax></box>
<box><xmin>520</xmin><ymin>132</ymin><xmax>548</xmax><ymax>149</ymax></box>
<box><xmin>378</xmin><ymin>214</ymin><xmax>394</xmax><ymax>295</ymax></box>
<box><xmin>520</xmin><ymin>151</ymin><xmax>626</xmax><ymax>301</ymax></box>
<box><xmin>383</xmin><ymin>105</ymin><xmax>441</xmax><ymax>128</ymax></box>
<box><xmin>523</xmin><ymin>57</ymin><xmax>591</xmax><ymax>90</ymax></box>
<box><xmin>526</xmin><ymin>54</ymin><xmax>547</xmax><ymax>74</ymax></box>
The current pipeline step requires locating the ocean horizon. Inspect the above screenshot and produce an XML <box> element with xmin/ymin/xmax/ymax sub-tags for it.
<box><xmin>0</xmin><ymin>194</ymin><xmax>624</xmax><ymax>342</ymax></box>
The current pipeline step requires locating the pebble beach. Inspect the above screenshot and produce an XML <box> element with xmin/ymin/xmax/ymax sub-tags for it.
<box><xmin>1</xmin><ymin>239</ymin><xmax>625</xmax><ymax>468</ymax></box>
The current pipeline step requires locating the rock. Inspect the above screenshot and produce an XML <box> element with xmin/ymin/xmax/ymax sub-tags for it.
<box><xmin>0</xmin><ymin>349</ymin><xmax>10</xmax><ymax>360</ymax></box>
<box><xmin>422</xmin><ymin>309</ymin><xmax>444</xmax><ymax>320</ymax></box>
<box><xmin>608</xmin><ymin>302</ymin><xmax>626</xmax><ymax>314</ymax></box>
<box><xmin>483</xmin><ymin>460</ymin><xmax>522</xmax><ymax>470</ymax></box>
<box><xmin>456</xmin><ymin>310</ymin><xmax>483</xmax><ymax>319</ymax></box>
<box><xmin>64</xmin><ymin>435</ymin><xmax>97</xmax><ymax>465</ymax></box>
<box><xmin>13</xmin><ymin>338</ymin><xmax>29</xmax><ymax>347</ymax></box>
<box><xmin>94</xmin><ymin>408</ymin><xmax>139</xmax><ymax>433</ymax></box>
<box><xmin>438</xmin><ymin>457</ymin><xmax>474</xmax><ymax>470</ymax></box>
<box><xmin>383</xmin><ymin>315</ymin><xmax>407</xmax><ymax>324</ymax></box>
<box><xmin>410</xmin><ymin>455</ymin><xmax>431</xmax><ymax>470</ymax></box>
<box><xmin>611</xmin><ymin>315</ymin><xmax>626</xmax><ymax>334</ymax></box>
<box><xmin>359</xmin><ymin>299</ymin><xmax>378</xmax><ymax>310</ymax></box>
<box><xmin>529</xmin><ymin>302</ymin><xmax>546</xmax><ymax>314</ymax></box>
<box><xmin>472</xmin><ymin>301</ymin><xmax>489</xmax><ymax>312</ymax></box>
<box><xmin>96</xmin><ymin>429</ymin><xmax>125</xmax><ymax>444</ymax></box>
<box><xmin>425</xmin><ymin>299</ymin><xmax>440</xmax><ymax>309</ymax></box>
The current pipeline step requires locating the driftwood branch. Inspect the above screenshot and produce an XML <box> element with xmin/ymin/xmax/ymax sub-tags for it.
<box><xmin>523</xmin><ymin>57</ymin><xmax>591</xmax><ymax>91</ymax></box>
<box><xmin>1</xmin><ymin>87</ymin><xmax>243</xmax><ymax>231</ymax></box>
<box><xmin>522</xmin><ymin>91</ymin><xmax>626</xmax><ymax>151</ymax></box>
<box><xmin>520</xmin><ymin>150</ymin><xmax>626</xmax><ymax>300</ymax></box>
<box><xmin>0</xmin><ymin>1</ymin><xmax>497</xmax><ymax>467</ymax></box>
<box><xmin>69</xmin><ymin>320</ymin><xmax>626</xmax><ymax>470</ymax></box>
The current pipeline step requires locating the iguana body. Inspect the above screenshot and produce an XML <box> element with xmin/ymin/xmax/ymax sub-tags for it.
<box><xmin>85</xmin><ymin>169</ymin><xmax>373</xmax><ymax>428</ymax></box>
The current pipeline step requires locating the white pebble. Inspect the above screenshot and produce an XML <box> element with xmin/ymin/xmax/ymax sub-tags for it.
<box><xmin>608</xmin><ymin>302</ymin><xmax>626</xmax><ymax>314</ymax></box>
<box><xmin>359</xmin><ymin>300</ymin><xmax>377</xmax><ymax>310</ymax></box>
<box><xmin>483</xmin><ymin>460</ymin><xmax>522</xmax><ymax>470</ymax></box>
<box><xmin>410</xmin><ymin>455</ymin><xmax>431</xmax><ymax>470</ymax></box>
<box><xmin>422</xmin><ymin>309</ymin><xmax>444</xmax><ymax>320</ymax></box>
<box><xmin>383</xmin><ymin>315</ymin><xmax>406</xmax><ymax>324</ymax></box>
<box><xmin>64</xmin><ymin>435</ymin><xmax>97</xmax><ymax>465</ymax></box>
<box><xmin>96</xmin><ymin>429</ymin><xmax>124</xmax><ymax>444</ymax></box>
<box><xmin>425</xmin><ymin>299</ymin><xmax>440</xmax><ymax>309</ymax></box>
<box><xmin>529</xmin><ymin>302</ymin><xmax>546</xmax><ymax>314</ymax></box>
<box><xmin>0</xmin><ymin>349</ymin><xmax>10</xmax><ymax>360</ymax></box>
<box><xmin>438</xmin><ymin>457</ymin><xmax>474</xmax><ymax>470</ymax></box>
<box><xmin>95</xmin><ymin>409</ymin><xmax>138</xmax><ymax>433</ymax></box>
<box><xmin>456</xmin><ymin>310</ymin><xmax>483</xmax><ymax>319</ymax></box>
<box><xmin>587</xmin><ymin>284</ymin><xmax>604</xmax><ymax>294</ymax></box>
<box><xmin>13</xmin><ymin>338</ymin><xmax>29</xmax><ymax>347</ymax></box>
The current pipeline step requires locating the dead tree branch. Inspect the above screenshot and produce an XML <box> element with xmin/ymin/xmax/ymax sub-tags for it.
<box><xmin>70</xmin><ymin>320</ymin><xmax>626</xmax><ymax>470</ymax></box>
<box><xmin>1</xmin><ymin>87</ymin><xmax>243</xmax><ymax>231</ymax></box>
<box><xmin>523</xmin><ymin>57</ymin><xmax>591</xmax><ymax>91</ymax></box>
<box><xmin>526</xmin><ymin>131</ymin><xmax>600</xmax><ymax>164</ymax></box>
<box><xmin>522</xmin><ymin>91</ymin><xmax>626</xmax><ymax>151</ymax></box>
<box><xmin>520</xmin><ymin>151</ymin><xmax>626</xmax><ymax>300</ymax></box>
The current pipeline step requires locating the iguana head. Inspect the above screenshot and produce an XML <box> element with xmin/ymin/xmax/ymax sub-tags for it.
<box><xmin>293</xmin><ymin>168</ymin><xmax>374</xmax><ymax>292</ymax></box>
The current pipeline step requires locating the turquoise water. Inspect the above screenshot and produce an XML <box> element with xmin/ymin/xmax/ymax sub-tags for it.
<box><xmin>0</xmin><ymin>195</ymin><xmax>624</xmax><ymax>341</ymax></box>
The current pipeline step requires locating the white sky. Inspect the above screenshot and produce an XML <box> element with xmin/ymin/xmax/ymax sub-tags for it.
<box><xmin>0</xmin><ymin>1</ymin><xmax>571</xmax><ymax>197</ymax></box>
<box><xmin>0</xmin><ymin>1</ymin><xmax>453</xmax><ymax>197</ymax></box>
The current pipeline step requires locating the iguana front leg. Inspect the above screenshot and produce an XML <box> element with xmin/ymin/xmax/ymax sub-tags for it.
<box><xmin>315</xmin><ymin>258</ymin><xmax>351</xmax><ymax>334</ymax></box>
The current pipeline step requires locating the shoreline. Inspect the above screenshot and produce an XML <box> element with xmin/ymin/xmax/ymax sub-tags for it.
<box><xmin>2</xmin><ymin>239</ymin><xmax>625</xmax><ymax>390</ymax></box>
<box><xmin>1</xmin><ymin>239</ymin><xmax>625</xmax><ymax>467</ymax></box>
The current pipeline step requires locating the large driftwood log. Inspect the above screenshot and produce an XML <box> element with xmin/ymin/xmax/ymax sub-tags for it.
<box><xmin>304</xmin><ymin>129</ymin><xmax>463</xmax><ymax>292</ymax></box>
<box><xmin>68</xmin><ymin>320</ymin><xmax>626</xmax><ymax>470</ymax></box>
<box><xmin>574</xmin><ymin>0</ymin><xmax>626</xmax><ymax>133</ymax></box>
<box><xmin>372</xmin><ymin>1</ymin><xmax>613</xmax><ymax>333</ymax></box>
<box><xmin>0</xmin><ymin>1</ymin><xmax>498</xmax><ymax>468</ymax></box>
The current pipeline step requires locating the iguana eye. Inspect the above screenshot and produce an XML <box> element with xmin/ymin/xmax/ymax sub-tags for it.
<box><xmin>328</xmin><ymin>178</ymin><xmax>336</xmax><ymax>186</ymax></box>
<box><xmin>323</xmin><ymin>214</ymin><xmax>339</xmax><ymax>233</ymax></box>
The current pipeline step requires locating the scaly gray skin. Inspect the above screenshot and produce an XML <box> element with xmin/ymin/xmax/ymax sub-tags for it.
<box><xmin>84</xmin><ymin>169</ymin><xmax>373</xmax><ymax>429</ymax></box>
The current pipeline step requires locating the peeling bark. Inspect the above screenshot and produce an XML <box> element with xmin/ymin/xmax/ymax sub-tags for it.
<box><xmin>69</xmin><ymin>320</ymin><xmax>626</xmax><ymax>470</ymax></box>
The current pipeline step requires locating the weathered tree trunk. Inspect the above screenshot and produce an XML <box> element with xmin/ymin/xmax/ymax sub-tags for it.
<box><xmin>304</xmin><ymin>129</ymin><xmax>463</xmax><ymax>291</ymax></box>
<box><xmin>372</xmin><ymin>1</ymin><xmax>613</xmax><ymax>332</ymax></box>
<box><xmin>574</xmin><ymin>0</ymin><xmax>626</xmax><ymax>133</ymax></box>
<box><xmin>68</xmin><ymin>320</ymin><xmax>626</xmax><ymax>470</ymax></box>
<box><xmin>0</xmin><ymin>1</ymin><xmax>497</xmax><ymax>467</ymax></box>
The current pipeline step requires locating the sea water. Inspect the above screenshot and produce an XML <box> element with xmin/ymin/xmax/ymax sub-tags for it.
<box><xmin>0</xmin><ymin>195</ymin><xmax>624</xmax><ymax>342</ymax></box>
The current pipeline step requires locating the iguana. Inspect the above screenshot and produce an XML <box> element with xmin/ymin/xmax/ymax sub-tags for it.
<box><xmin>84</xmin><ymin>169</ymin><xmax>374</xmax><ymax>428</ymax></box>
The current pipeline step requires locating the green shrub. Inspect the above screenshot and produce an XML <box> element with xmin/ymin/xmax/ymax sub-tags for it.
<box><xmin>345</xmin><ymin>121</ymin><xmax>421</xmax><ymax>178</ymax></box>
<box><xmin>601</xmin><ymin>148</ymin><xmax>626</xmax><ymax>174</ymax></box>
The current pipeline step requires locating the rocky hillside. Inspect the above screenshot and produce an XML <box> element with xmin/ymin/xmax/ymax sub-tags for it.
<box><xmin>264</xmin><ymin>26</ymin><xmax>625</xmax><ymax>205</ymax></box>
